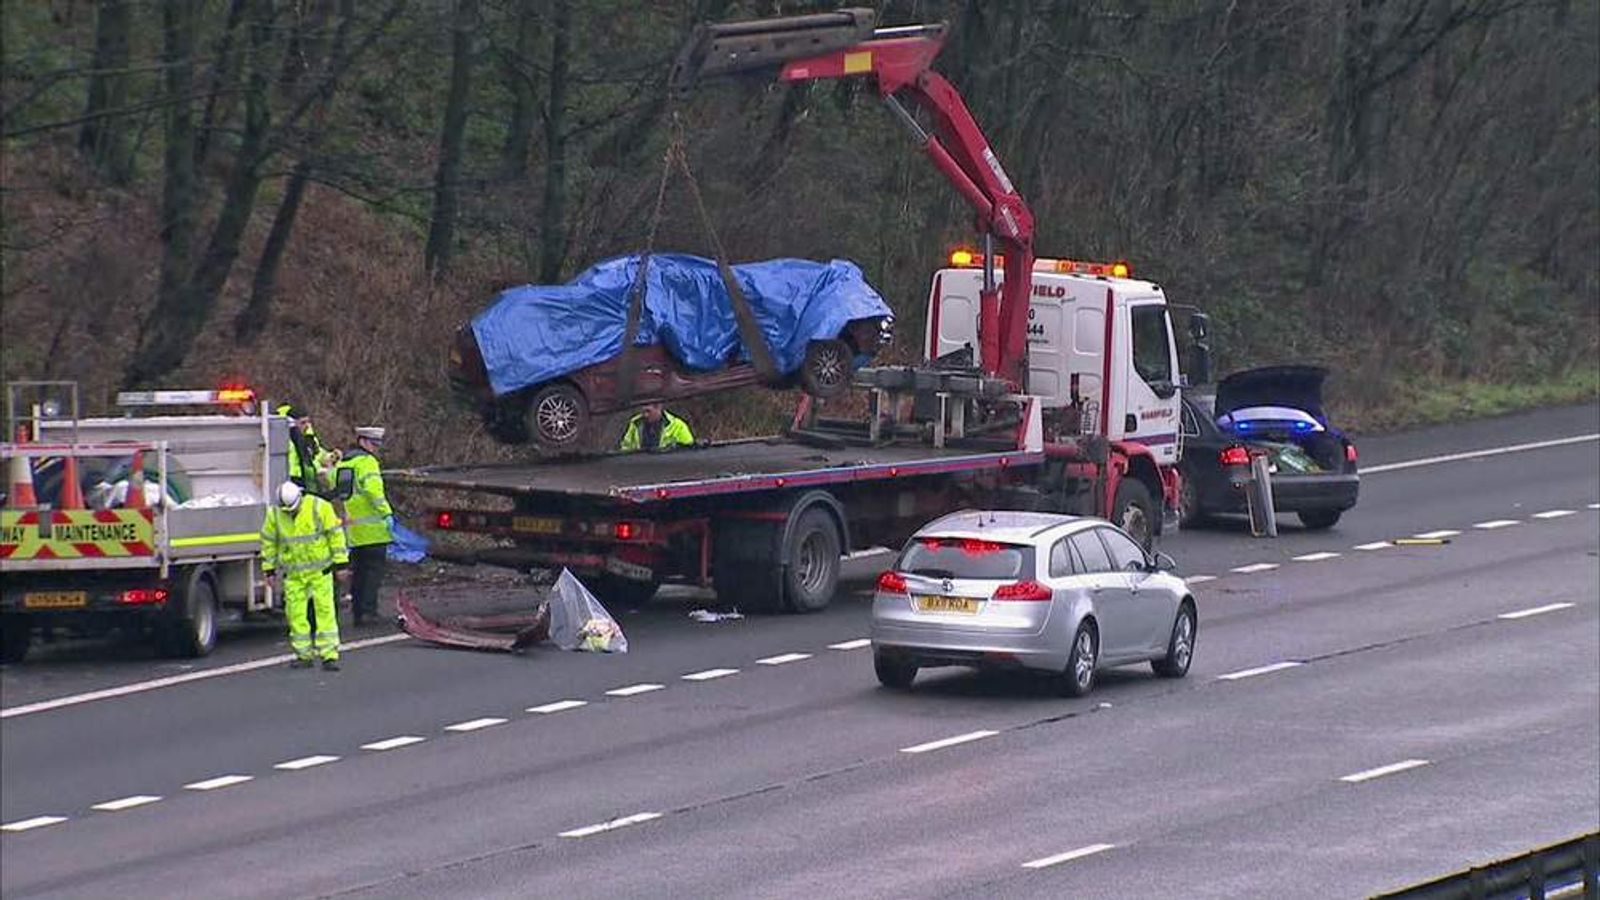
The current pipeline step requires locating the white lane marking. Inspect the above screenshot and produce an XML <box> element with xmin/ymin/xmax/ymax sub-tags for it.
<box><xmin>1533</xmin><ymin>509</ymin><xmax>1576</xmax><ymax>519</ymax></box>
<box><xmin>1230</xmin><ymin>563</ymin><xmax>1278</xmax><ymax>574</ymax></box>
<box><xmin>682</xmin><ymin>668</ymin><xmax>739</xmax><ymax>682</ymax></box>
<box><xmin>756</xmin><ymin>652</ymin><xmax>812</xmax><ymax>665</ymax></box>
<box><xmin>1184</xmin><ymin>574</ymin><xmax>1216</xmax><ymax>584</ymax></box>
<box><xmin>361</xmin><ymin>736</ymin><xmax>426</xmax><ymax>751</ymax></box>
<box><xmin>1353</xmin><ymin>541</ymin><xmax>1393</xmax><ymax>551</ymax></box>
<box><xmin>1218</xmin><ymin>661</ymin><xmax>1303</xmax><ymax>681</ymax></box>
<box><xmin>1022</xmin><ymin>843</ymin><xmax>1116</xmax><ymax>869</ymax></box>
<box><xmin>91</xmin><ymin>795</ymin><xmax>162</xmax><ymax>812</ymax></box>
<box><xmin>1412</xmin><ymin>530</ymin><xmax>1460</xmax><ymax>540</ymax></box>
<box><xmin>605</xmin><ymin>683</ymin><xmax>665</xmax><ymax>697</ymax></box>
<box><xmin>444</xmin><ymin>717</ymin><xmax>508</xmax><ymax>732</ymax></box>
<box><xmin>527</xmin><ymin>700</ymin><xmax>587</xmax><ymax>714</ymax></box>
<box><xmin>828</xmin><ymin>638</ymin><xmax>872</xmax><ymax>650</ymax></box>
<box><xmin>2</xmin><ymin>815</ymin><xmax>69</xmax><ymax>832</ymax></box>
<box><xmin>1340</xmin><ymin>759</ymin><xmax>1430</xmax><ymax>783</ymax></box>
<box><xmin>1361</xmin><ymin>433</ymin><xmax>1600</xmax><ymax>474</ymax></box>
<box><xmin>184</xmin><ymin>774</ymin><xmax>253</xmax><ymax>791</ymax></box>
<box><xmin>0</xmin><ymin>633</ymin><xmax>411</xmax><ymax>720</ymax></box>
<box><xmin>1292</xmin><ymin>551</ymin><xmax>1341</xmax><ymax>562</ymax></box>
<box><xmin>1473</xmin><ymin>519</ymin><xmax>1520</xmax><ymax>530</ymax></box>
<box><xmin>274</xmin><ymin>755</ymin><xmax>339</xmax><ymax>771</ymax></box>
<box><xmin>1499</xmin><ymin>603</ymin><xmax>1575</xmax><ymax>620</ymax></box>
<box><xmin>559</xmin><ymin>811</ymin><xmax>662</xmax><ymax>838</ymax></box>
<box><xmin>901</xmin><ymin>730</ymin><xmax>999</xmax><ymax>754</ymax></box>
<box><xmin>1590</xmin><ymin>503</ymin><xmax>1600</xmax><ymax>510</ymax></box>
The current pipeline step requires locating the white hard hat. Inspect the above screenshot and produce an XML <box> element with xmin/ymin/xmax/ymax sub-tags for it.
<box><xmin>277</xmin><ymin>481</ymin><xmax>304</xmax><ymax>509</ymax></box>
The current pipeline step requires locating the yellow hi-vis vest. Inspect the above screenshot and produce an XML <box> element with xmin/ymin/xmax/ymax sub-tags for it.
<box><xmin>335</xmin><ymin>448</ymin><xmax>393</xmax><ymax>546</ymax></box>
<box><xmin>260</xmin><ymin>494</ymin><xmax>349</xmax><ymax>577</ymax></box>
<box><xmin>619</xmin><ymin>410</ymin><xmax>694</xmax><ymax>452</ymax></box>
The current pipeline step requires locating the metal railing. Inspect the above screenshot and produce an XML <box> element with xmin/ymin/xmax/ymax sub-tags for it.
<box><xmin>1374</xmin><ymin>832</ymin><xmax>1599</xmax><ymax>900</ymax></box>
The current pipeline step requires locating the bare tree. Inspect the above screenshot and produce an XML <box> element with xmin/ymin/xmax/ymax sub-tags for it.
<box><xmin>537</xmin><ymin>0</ymin><xmax>571</xmax><ymax>282</ymax></box>
<box><xmin>78</xmin><ymin>0</ymin><xmax>134</xmax><ymax>183</ymax></box>
<box><xmin>500</xmin><ymin>0</ymin><xmax>539</xmax><ymax>178</ymax></box>
<box><xmin>425</xmin><ymin>0</ymin><xmax>479</xmax><ymax>277</ymax></box>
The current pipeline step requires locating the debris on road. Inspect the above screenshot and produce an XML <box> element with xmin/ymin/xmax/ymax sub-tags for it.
<box><xmin>688</xmin><ymin>609</ymin><xmax>744</xmax><ymax>623</ymax></box>
<box><xmin>396</xmin><ymin>569</ymin><xmax>627</xmax><ymax>654</ymax></box>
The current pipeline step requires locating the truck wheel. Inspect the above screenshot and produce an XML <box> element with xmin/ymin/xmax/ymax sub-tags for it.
<box><xmin>1298</xmin><ymin>509</ymin><xmax>1342</xmax><ymax>530</ymax></box>
<box><xmin>0</xmin><ymin>618</ymin><xmax>29</xmax><ymax>664</ymax></box>
<box><xmin>590</xmin><ymin>575</ymin><xmax>660</xmax><ymax>610</ymax></box>
<box><xmin>526</xmin><ymin>383</ymin><xmax>589</xmax><ymax>452</ymax></box>
<box><xmin>800</xmin><ymin>339</ymin><xmax>852</xmax><ymax>399</ymax></box>
<box><xmin>1112</xmin><ymin>479</ymin><xmax>1157</xmax><ymax>551</ymax></box>
<box><xmin>161</xmin><ymin>577</ymin><xmax>218</xmax><ymax>658</ymax></box>
<box><xmin>782</xmin><ymin>508</ymin><xmax>841</xmax><ymax>613</ymax></box>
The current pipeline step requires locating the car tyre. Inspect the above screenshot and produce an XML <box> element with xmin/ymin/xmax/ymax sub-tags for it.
<box><xmin>0</xmin><ymin>618</ymin><xmax>29</xmax><ymax>664</ymax></box>
<box><xmin>874</xmin><ymin>650</ymin><xmax>917</xmax><ymax>689</ymax></box>
<box><xmin>783</xmin><ymin>508</ymin><xmax>841</xmax><ymax>613</ymax></box>
<box><xmin>1059</xmin><ymin>620</ymin><xmax>1098</xmax><ymax>697</ymax></box>
<box><xmin>1297</xmin><ymin>509</ymin><xmax>1342</xmax><ymax>530</ymax></box>
<box><xmin>800</xmin><ymin>339</ymin><xmax>852</xmax><ymax>399</ymax></box>
<box><xmin>526</xmin><ymin>382</ymin><xmax>590</xmax><ymax>452</ymax></box>
<box><xmin>161</xmin><ymin>576</ymin><xmax>218</xmax><ymax>659</ymax></box>
<box><xmin>1176</xmin><ymin>467</ymin><xmax>1208</xmax><ymax>530</ymax></box>
<box><xmin>1152</xmin><ymin>601</ymin><xmax>1196</xmax><ymax>678</ymax></box>
<box><xmin>1112</xmin><ymin>478</ymin><xmax>1157</xmax><ymax>551</ymax></box>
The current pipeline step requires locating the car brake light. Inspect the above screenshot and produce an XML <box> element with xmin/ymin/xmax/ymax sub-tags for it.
<box><xmin>436</xmin><ymin>511</ymin><xmax>455</xmax><ymax>529</ymax></box>
<box><xmin>877</xmin><ymin>571</ymin><xmax>908</xmax><ymax>594</ymax></box>
<box><xmin>614</xmin><ymin>521</ymin><xmax>636</xmax><ymax>540</ymax></box>
<box><xmin>993</xmin><ymin>580</ymin><xmax>1051</xmax><ymax>601</ymax></box>
<box><xmin>1219</xmin><ymin>446</ymin><xmax>1250</xmax><ymax>466</ymax></box>
<box><xmin>1345</xmin><ymin>443</ymin><xmax>1358</xmax><ymax>463</ymax></box>
<box><xmin>119</xmin><ymin>588</ymin><xmax>169</xmax><ymax>605</ymax></box>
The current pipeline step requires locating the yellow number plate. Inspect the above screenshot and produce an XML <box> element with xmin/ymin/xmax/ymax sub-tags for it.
<box><xmin>512</xmin><ymin>516</ymin><xmax>563</xmax><ymax>535</ymax></box>
<box><xmin>24</xmin><ymin>591</ymin><xmax>87</xmax><ymax>609</ymax></box>
<box><xmin>916</xmin><ymin>595</ymin><xmax>980</xmax><ymax>614</ymax></box>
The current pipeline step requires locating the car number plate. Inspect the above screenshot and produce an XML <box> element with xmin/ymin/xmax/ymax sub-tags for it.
<box><xmin>512</xmin><ymin>516</ymin><xmax>563</xmax><ymax>535</ymax></box>
<box><xmin>916</xmin><ymin>595</ymin><xmax>980</xmax><ymax>614</ymax></box>
<box><xmin>24</xmin><ymin>591</ymin><xmax>87</xmax><ymax>609</ymax></box>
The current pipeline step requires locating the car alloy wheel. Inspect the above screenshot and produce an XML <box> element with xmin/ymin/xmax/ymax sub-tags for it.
<box><xmin>1061</xmin><ymin>622</ymin><xmax>1097</xmax><ymax>697</ymax></box>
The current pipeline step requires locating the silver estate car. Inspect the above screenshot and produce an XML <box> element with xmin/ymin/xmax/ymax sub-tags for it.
<box><xmin>870</xmin><ymin>511</ymin><xmax>1197</xmax><ymax>696</ymax></box>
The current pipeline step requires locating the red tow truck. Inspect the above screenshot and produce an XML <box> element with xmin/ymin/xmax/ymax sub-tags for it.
<box><xmin>389</xmin><ymin>8</ymin><xmax>1211</xmax><ymax>612</ymax></box>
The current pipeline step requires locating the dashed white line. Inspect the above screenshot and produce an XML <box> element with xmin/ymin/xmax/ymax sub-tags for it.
<box><xmin>1022</xmin><ymin>843</ymin><xmax>1116</xmax><ymax>869</ymax></box>
<box><xmin>527</xmin><ymin>700</ymin><xmax>587</xmax><ymax>714</ymax></box>
<box><xmin>1218</xmin><ymin>661</ymin><xmax>1303</xmax><ymax>681</ymax></box>
<box><xmin>1340</xmin><ymin>759</ymin><xmax>1430</xmax><ymax>783</ymax></box>
<box><xmin>605</xmin><ymin>683</ymin><xmax>665</xmax><ymax>697</ymax></box>
<box><xmin>756</xmin><ymin>652</ymin><xmax>812</xmax><ymax>666</ymax></box>
<box><xmin>1589</xmin><ymin>503</ymin><xmax>1600</xmax><ymax>510</ymax></box>
<box><xmin>444</xmin><ymin>717</ymin><xmax>508</xmax><ymax>732</ymax></box>
<box><xmin>1412</xmin><ymin>529</ymin><xmax>1460</xmax><ymax>540</ymax></box>
<box><xmin>901</xmin><ymin>730</ymin><xmax>999</xmax><ymax>754</ymax></box>
<box><xmin>828</xmin><ymin>638</ymin><xmax>872</xmax><ymax>650</ymax></box>
<box><xmin>184</xmin><ymin>774</ymin><xmax>253</xmax><ymax>791</ymax></box>
<box><xmin>274</xmin><ymin>755</ymin><xmax>340</xmax><ymax>771</ymax></box>
<box><xmin>559</xmin><ymin>811</ymin><xmax>662</xmax><ymax>838</ymax></box>
<box><xmin>1473</xmin><ymin>519</ymin><xmax>1520</xmax><ymax>530</ymax></box>
<box><xmin>1499</xmin><ymin>603</ymin><xmax>1575</xmax><ymax>620</ymax></box>
<box><xmin>1533</xmin><ymin>509</ymin><xmax>1576</xmax><ymax>519</ymax></box>
<box><xmin>1230</xmin><ymin>563</ymin><xmax>1278</xmax><ymax>574</ymax></box>
<box><xmin>1353</xmin><ymin>541</ymin><xmax>1393</xmax><ymax>551</ymax></box>
<box><xmin>1292</xmin><ymin>551</ymin><xmax>1341</xmax><ymax>562</ymax></box>
<box><xmin>361</xmin><ymin>736</ymin><xmax>426</xmax><ymax>751</ymax></box>
<box><xmin>90</xmin><ymin>795</ymin><xmax>161</xmax><ymax>812</ymax></box>
<box><xmin>1361</xmin><ymin>433</ymin><xmax>1599</xmax><ymax>474</ymax></box>
<box><xmin>1185</xmin><ymin>574</ymin><xmax>1217</xmax><ymax>584</ymax></box>
<box><xmin>682</xmin><ymin>668</ymin><xmax>739</xmax><ymax>682</ymax></box>
<box><xmin>2</xmin><ymin>815</ymin><xmax>68</xmax><ymax>832</ymax></box>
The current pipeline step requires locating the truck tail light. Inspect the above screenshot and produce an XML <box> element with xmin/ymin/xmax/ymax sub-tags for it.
<box><xmin>436</xmin><ymin>511</ymin><xmax>455</xmax><ymax>529</ymax></box>
<box><xmin>1345</xmin><ymin>443</ymin><xmax>1358</xmax><ymax>463</ymax></box>
<box><xmin>1218</xmin><ymin>446</ymin><xmax>1250</xmax><ymax>467</ymax></box>
<box><xmin>877</xmin><ymin>571</ymin><xmax>908</xmax><ymax>594</ymax></box>
<box><xmin>120</xmin><ymin>588</ymin><xmax>168</xmax><ymax>605</ymax></box>
<box><xmin>993</xmin><ymin>580</ymin><xmax>1051</xmax><ymax>601</ymax></box>
<box><xmin>613</xmin><ymin>521</ymin><xmax>636</xmax><ymax>540</ymax></box>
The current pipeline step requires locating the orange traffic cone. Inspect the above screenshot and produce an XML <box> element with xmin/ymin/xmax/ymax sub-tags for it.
<box><xmin>6</xmin><ymin>453</ymin><xmax>38</xmax><ymax>508</ymax></box>
<box><xmin>58</xmin><ymin>456</ymin><xmax>84</xmax><ymax>510</ymax></box>
<box><xmin>123</xmin><ymin>450</ymin><xmax>147</xmax><ymax>509</ymax></box>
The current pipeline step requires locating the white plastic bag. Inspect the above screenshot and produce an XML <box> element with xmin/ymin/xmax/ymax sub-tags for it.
<box><xmin>548</xmin><ymin>569</ymin><xmax>628</xmax><ymax>653</ymax></box>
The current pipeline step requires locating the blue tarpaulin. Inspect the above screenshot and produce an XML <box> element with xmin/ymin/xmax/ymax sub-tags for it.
<box><xmin>471</xmin><ymin>254</ymin><xmax>892</xmax><ymax>397</ymax></box>
<box><xmin>387</xmin><ymin>520</ymin><xmax>429</xmax><ymax>563</ymax></box>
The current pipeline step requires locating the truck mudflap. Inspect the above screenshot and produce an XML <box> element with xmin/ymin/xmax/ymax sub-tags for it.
<box><xmin>395</xmin><ymin>592</ymin><xmax>548</xmax><ymax>653</ymax></box>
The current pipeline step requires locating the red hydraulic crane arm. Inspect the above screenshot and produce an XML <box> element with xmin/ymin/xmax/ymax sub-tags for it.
<box><xmin>673</xmin><ymin>12</ymin><xmax>1037</xmax><ymax>388</ymax></box>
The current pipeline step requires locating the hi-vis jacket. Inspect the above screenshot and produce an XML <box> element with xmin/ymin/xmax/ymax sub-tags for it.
<box><xmin>260</xmin><ymin>495</ymin><xmax>349</xmax><ymax>579</ymax></box>
<box><xmin>335</xmin><ymin>448</ymin><xmax>392</xmax><ymax>546</ymax></box>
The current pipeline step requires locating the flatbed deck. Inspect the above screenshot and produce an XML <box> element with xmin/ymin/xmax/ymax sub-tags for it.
<box><xmin>389</xmin><ymin>437</ymin><xmax>1043</xmax><ymax>504</ymax></box>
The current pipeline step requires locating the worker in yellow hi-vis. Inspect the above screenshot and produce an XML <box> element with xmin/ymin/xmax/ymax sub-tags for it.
<box><xmin>619</xmin><ymin>403</ymin><xmax>695</xmax><ymax>452</ymax></box>
<box><xmin>261</xmin><ymin>482</ymin><xmax>350</xmax><ymax>670</ymax></box>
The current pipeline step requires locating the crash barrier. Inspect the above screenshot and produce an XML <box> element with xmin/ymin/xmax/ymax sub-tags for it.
<box><xmin>1245</xmin><ymin>449</ymin><xmax>1277</xmax><ymax>537</ymax></box>
<box><xmin>1372</xmin><ymin>832</ymin><xmax>1598</xmax><ymax>900</ymax></box>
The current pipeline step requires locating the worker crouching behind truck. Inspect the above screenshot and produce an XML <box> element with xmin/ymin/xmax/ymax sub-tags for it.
<box><xmin>336</xmin><ymin>426</ymin><xmax>393</xmax><ymax>626</ymax></box>
<box><xmin>262</xmin><ymin>481</ymin><xmax>350</xmax><ymax>670</ymax></box>
<box><xmin>619</xmin><ymin>403</ymin><xmax>694</xmax><ymax>452</ymax></box>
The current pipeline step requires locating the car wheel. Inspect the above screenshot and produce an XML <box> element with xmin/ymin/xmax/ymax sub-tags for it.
<box><xmin>1112</xmin><ymin>478</ymin><xmax>1157</xmax><ymax>551</ymax></box>
<box><xmin>800</xmin><ymin>339</ymin><xmax>852</xmax><ymax>399</ymax></box>
<box><xmin>1177</xmin><ymin>469</ymin><xmax>1208</xmax><ymax>530</ymax></box>
<box><xmin>874</xmin><ymin>650</ymin><xmax>917</xmax><ymax>689</ymax></box>
<box><xmin>1059</xmin><ymin>620</ymin><xmax>1098</xmax><ymax>697</ymax></box>
<box><xmin>1152</xmin><ymin>601</ymin><xmax>1196</xmax><ymax>678</ymax></box>
<box><xmin>0</xmin><ymin>618</ymin><xmax>29</xmax><ymax>664</ymax></box>
<box><xmin>161</xmin><ymin>576</ymin><xmax>218</xmax><ymax>659</ymax></box>
<box><xmin>526</xmin><ymin>383</ymin><xmax>589</xmax><ymax>451</ymax></box>
<box><xmin>1298</xmin><ymin>509</ymin><xmax>1342</xmax><ymax>530</ymax></box>
<box><xmin>783</xmin><ymin>508</ymin><xmax>841</xmax><ymax>613</ymax></box>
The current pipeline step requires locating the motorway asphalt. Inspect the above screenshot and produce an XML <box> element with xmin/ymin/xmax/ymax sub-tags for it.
<box><xmin>1</xmin><ymin>402</ymin><xmax>1596</xmax><ymax>899</ymax></box>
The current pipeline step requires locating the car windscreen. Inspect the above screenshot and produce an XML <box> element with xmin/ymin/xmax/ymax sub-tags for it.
<box><xmin>896</xmin><ymin>537</ymin><xmax>1035</xmax><ymax>580</ymax></box>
